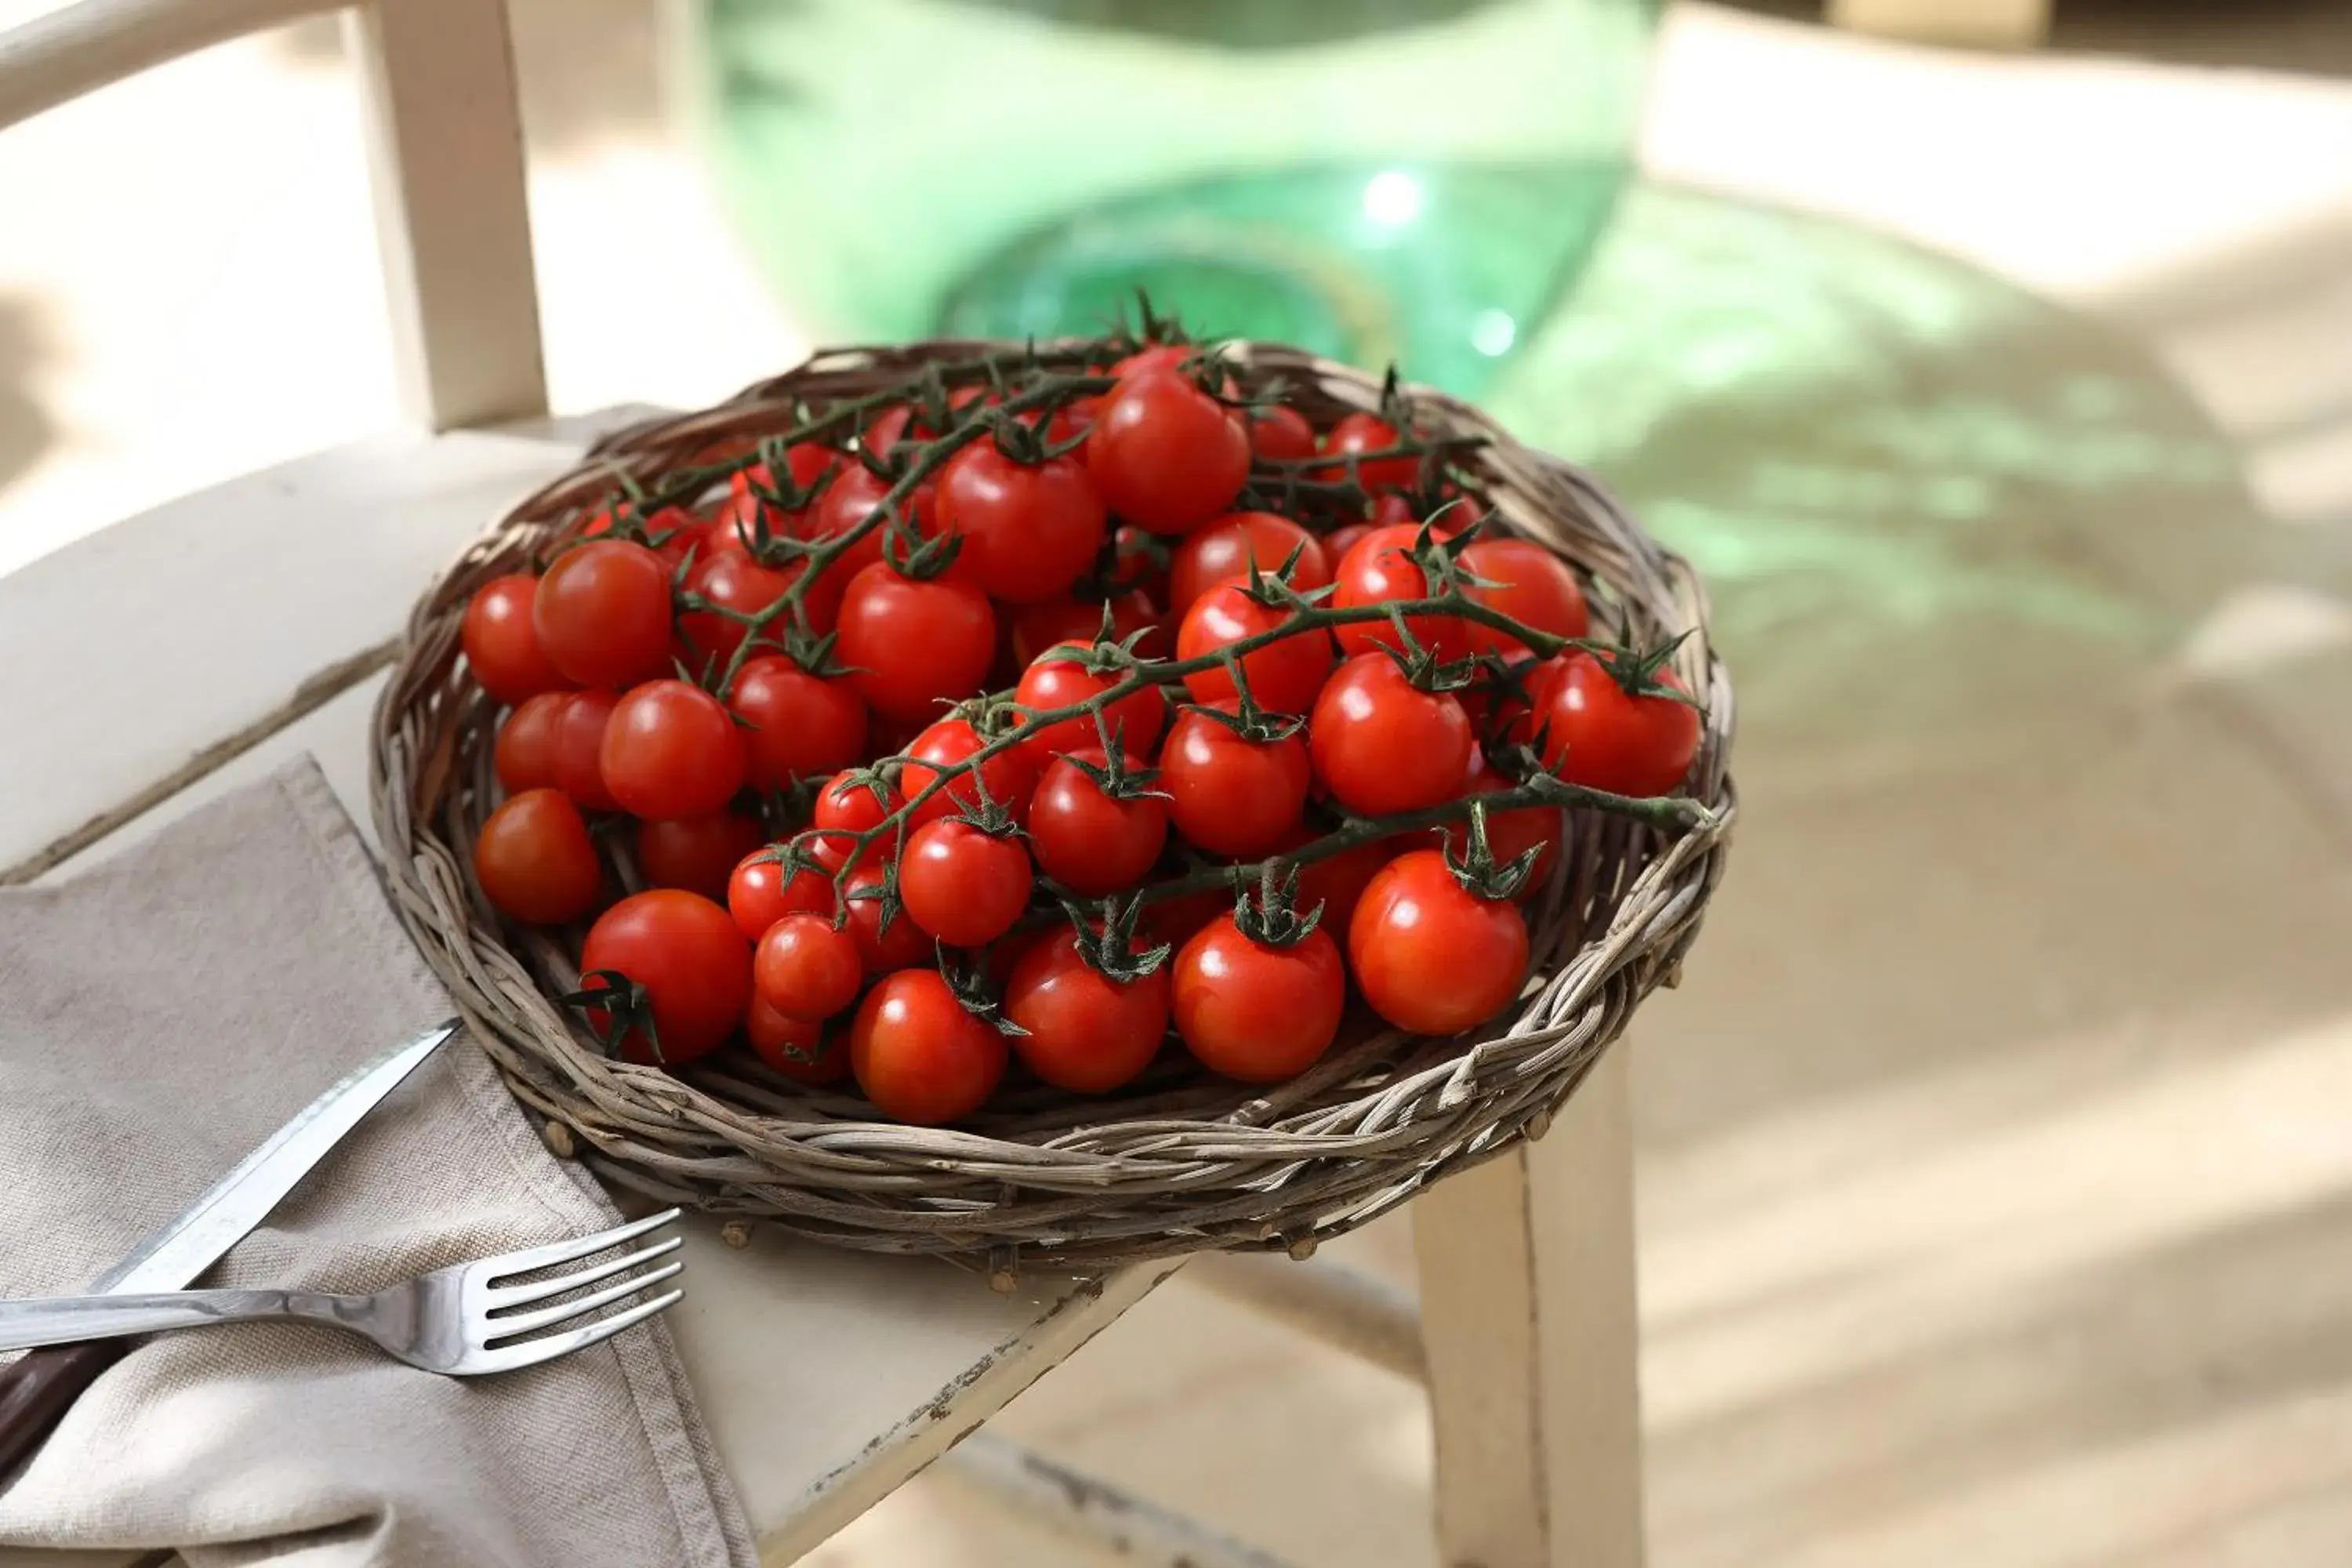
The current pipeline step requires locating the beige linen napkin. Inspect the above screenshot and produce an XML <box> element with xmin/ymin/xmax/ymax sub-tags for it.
<box><xmin>0</xmin><ymin>760</ymin><xmax>755</xmax><ymax>1567</ymax></box>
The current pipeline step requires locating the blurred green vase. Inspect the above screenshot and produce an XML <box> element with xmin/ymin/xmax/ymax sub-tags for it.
<box><xmin>695</xmin><ymin>0</ymin><xmax>1661</xmax><ymax>396</ymax></box>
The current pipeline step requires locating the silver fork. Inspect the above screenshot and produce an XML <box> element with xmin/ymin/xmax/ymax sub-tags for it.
<box><xmin>0</xmin><ymin>1209</ymin><xmax>684</xmax><ymax>1375</ymax></box>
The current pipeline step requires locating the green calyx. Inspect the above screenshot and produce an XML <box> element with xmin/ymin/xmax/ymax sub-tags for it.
<box><xmin>561</xmin><ymin>970</ymin><xmax>664</xmax><ymax>1065</ymax></box>
<box><xmin>1232</xmin><ymin>862</ymin><xmax>1326</xmax><ymax>950</ymax></box>
<box><xmin>1442</xmin><ymin>799</ymin><xmax>1541</xmax><ymax>903</ymax></box>
<box><xmin>1062</xmin><ymin>892</ymin><xmax>1173</xmax><ymax>985</ymax></box>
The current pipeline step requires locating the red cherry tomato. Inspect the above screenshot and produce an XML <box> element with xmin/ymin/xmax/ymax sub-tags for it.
<box><xmin>599</xmin><ymin>680</ymin><xmax>746</xmax><ymax>821</ymax></box>
<box><xmin>1158</xmin><ymin>703</ymin><xmax>1311</xmax><ymax>858</ymax></box>
<box><xmin>1012</xmin><ymin>646</ymin><xmax>1167</xmax><ymax>764</ymax></box>
<box><xmin>1316</xmin><ymin>411</ymin><xmax>1419</xmax><ymax>494</ymax></box>
<box><xmin>747</xmin><ymin>995</ymin><xmax>850</xmax><ymax>1085</ymax></box>
<box><xmin>937</xmin><ymin>441</ymin><xmax>1107</xmax><ymax>604</ymax></box>
<box><xmin>835</xmin><ymin>562</ymin><xmax>997</xmax><ymax>726</ymax></box>
<box><xmin>1008</xmin><ymin>590</ymin><xmax>1166</xmax><ymax>668</ymax></box>
<box><xmin>1142</xmin><ymin>886</ymin><xmax>1231</xmax><ymax>950</ymax></box>
<box><xmin>726</xmin><ymin>848</ymin><xmax>834</xmax><ymax>942</ymax></box>
<box><xmin>1004</xmin><ymin>928</ymin><xmax>1171</xmax><ymax>1094</ymax></box>
<box><xmin>635</xmin><ymin>811</ymin><xmax>765</xmax><ymax>902</ymax></box>
<box><xmin>754</xmin><ymin>913</ymin><xmax>864</xmax><ymax>1022</ymax></box>
<box><xmin>1348</xmin><ymin>850</ymin><xmax>1529</xmax><ymax>1035</ymax></box>
<box><xmin>898</xmin><ymin>718</ymin><xmax>1040</xmax><ymax>828</ymax></box>
<box><xmin>1247</xmin><ymin>405</ymin><xmax>1317</xmax><ymax>463</ymax></box>
<box><xmin>709</xmin><ymin>447</ymin><xmax>836</xmax><ymax>552</ymax></box>
<box><xmin>843</xmin><ymin>863</ymin><xmax>934</xmax><ymax>974</ymax></box>
<box><xmin>1087</xmin><ymin>372</ymin><xmax>1250</xmax><ymax>535</ymax></box>
<box><xmin>1459</xmin><ymin>538</ymin><xmax>1589</xmax><ymax>658</ymax></box>
<box><xmin>532</xmin><ymin>540</ymin><xmax>674</xmax><ymax>690</ymax></box>
<box><xmin>1172</xmin><ymin>914</ymin><xmax>1346</xmax><ymax>1083</ymax></box>
<box><xmin>803</xmin><ymin>464</ymin><xmax>906</xmax><ymax>587</ymax></box>
<box><xmin>1110</xmin><ymin>343</ymin><xmax>1195</xmax><ymax>381</ymax></box>
<box><xmin>1167</xmin><ymin>513</ymin><xmax>1331</xmax><ymax>619</ymax></box>
<box><xmin>1516</xmin><ymin>652</ymin><xmax>1701</xmax><ymax>798</ymax></box>
<box><xmin>554</xmin><ymin>689</ymin><xmax>622</xmax><ymax>813</ymax></box>
<box><xmin>1330</xmin><ymin>524</ymin><xmax>1473</xmax><ymax>662</ymax></box>
<box><xmin>679</xmin><ymin>550</ymin><xmax>841</xmax><ymax>665</ymax></box>
<box><xmin>1027</xmin><ymin>750</ymin><xmax>1169</xmax><ymax>897</ymax></box>
<box><xmin>495</xmin><ymin>690</ymin><xmax>572</xmax><ymax>793</ymax></box>
<box><xmin>900</xmin><ymin>819</ymin><xmax>1035</xmax><ymax>948</ymax></box>
<box><xmin>1294</xmin><ymin>833</ymin><xmax>1404</xmax><ymax>936</ymax></box>
<box><xmin>727</xmin><ymin>656</ymin><xmax>866</xmax><ymax>791</ymax></box>
<box><xmin>577</xmin><ymin>889</ymin><xmax>751</xmax><ymax>1065</ymax></box>
<box><xmin>463</xmin><ymin>575</ymin><xmax>567</xmax><ymax>705</ymax></box>
<box><xmin>474</xmin><ymin>789</ymin><xmax>602</xmax><ymax>925</ymax></box>
<box><xmin>808</xmin><ymin>770</ymin><xmax>902</xmax><ymax>871</ymax></box>
<box><xmin>1175</xmin><ymin>582</ymin><xmax>1336</xmax><ymax>715</ymax></box>
<box><xmin>1323</xmin><ymin>521</ymin><xmax>1375</xmax><ymax>564</ymax></box>
<box><xmin>1433</xmin><ymin>755</ymin><xmax>1566</xmax><ymax>893</ymax></box>
<box><xmin>850</xmin><ymin>970</ymin><xmax>1009</xmax><ymax>1124</ymax></box>
<box><xmin>1308</xmin><ymin>653</ymin><xmax>1475</xmax><ymax>815</ymax></box>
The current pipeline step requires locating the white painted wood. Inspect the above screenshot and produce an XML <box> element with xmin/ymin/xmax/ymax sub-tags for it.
<box><xmin>0</xmin><ymin>0</ymin><xmax>336</xmax><ymax>131</ymax></box>
<box><xmin>1185</xmin><ymin>1252</ymin><xmax>1425</xmax><ymax>1384</ymax></box>
<box><xmin>1827</xmin><ymin>0</ymin><xmax>2050</xmax><ymax>47</ymax></box>
<box><xmin>940</xmin><ymin>1431</ymin><xmax>1298</xmax><ymax>1568</ymax></box>
<box><xmin>1412</xmin><ymin>1047</ymin><xmax>1646</xmax><ymax>1568</ymax></box>
<box><xmin>344</xmin><ymin>0</ymin><xmax>546</xmax><ymax>430</ymax></box>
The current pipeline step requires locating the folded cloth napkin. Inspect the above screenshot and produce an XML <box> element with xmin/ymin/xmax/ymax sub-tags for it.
<box><xmin>0</xmin><ymin>760</ymin><xmax>755</xmax><ymax>1567</ymax></box>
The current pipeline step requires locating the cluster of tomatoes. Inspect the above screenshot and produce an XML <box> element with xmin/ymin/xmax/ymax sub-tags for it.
<box><xmin>459</xmin><ymin>338</ymin><xmax>1701</xmax><ymax>1126</ymax></box>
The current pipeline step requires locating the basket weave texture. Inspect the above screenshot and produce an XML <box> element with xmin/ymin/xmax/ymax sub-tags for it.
<box><xmin>371</xmin><ymin>340</ymin><xmax>1737</xmax><ymax>1273</ymax></box>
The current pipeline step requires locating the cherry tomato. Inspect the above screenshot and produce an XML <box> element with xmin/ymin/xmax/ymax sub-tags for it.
<box><xmin>1348</xmin><ymin>850</ymin><xmax>1529</xmax><ymax>1035</ymax></box>
<box><xmin>1308</xmin><ymin>653</ymin><xmax>1474</xmax><ymax>815</ymax></box>
<box><xmin>727</xmin><ymin>656</ymin><xmax>866</xmax><ymax>790</ymax></box>
<box><xmin>495</xmin><ymin>690</ymin><xmax>572</xmax><ymax>793</ymax></box>
<box><xmin>710</xmin><ymin>446</ymin><xmax>835</xmax><ymax>552</ymax></box>
<box><xmin>679</xmin><ymin>550</ymin><xmax>841</xmax><ymax>666</ymax></box>
<box><xmin>937</xmin><ymin>441</ymin><xmax>1107</xmax><ymax>604</ymax></box>
<box><xmin>1012</xmin><ymin>646</ymin><xmax>1167</xmax><ymax>764</ymax></box>
<box><xmin>1110</xmin><ymin>523</ymin><xmax>1174</xmax><ymax>604</ymax></box>
<box><xmin>1323</xmin><ymin>521</ymin><xmax>1375</xmax><ymax>564</ymax></box>
<box><xmin>900</xmin><ymin>819</ymin><xmax>1034</xmax><ymax>947</ymax></box>
<box><xmin>1087</xmin><ymin>372</ymin><xmax>1250</xmax><ymax>535</ymax></box>
<box><xmin>474</xmin><ymin>789</ymin><xmax>602</xmax><ymax>924</ymax></box>
<box><xmin>1316</xmin><ymin>411</ymin><xmax>1419</xmax><ymax>494</ymax></box>
<box><xmin>1004</xmin><ymin>928</ymin><xmax>1171</xmax><ymax>1094</ymax></box>
<box><xmin>850</xmin><ymin>969</ymin><xmax>1009</xmax><ymax>1124</ymax></box>
<box><xmin>843</xmin><ymin>863</ymin><xmax>933</xmax><ymax>974</ymax></box>
<box><xmin>747</xmin><ymin>995</ymin><xmax>850</xmax><ymax>1085</ymax></box>
<box><xmin>808</xmin><ymin>770</ymin><xmax>901</xmax><ymax>871</ymax></box>
<box><xmin>463</xmin><ymin>575</ymin><xmax>567</xmax><ymax>705</ymax></box>
<box><xmin>1459</xmin><ymin>538</ymin><xmax>1589</xmax><ymax>659</ymax></box>
<box><xmin>726</xmin><ymin>848</ymin><xmax>833</xmax><ymax>942</ymax></box>
<box><xmin>1027</xmin><ymin>751</ymin><xmax>1169</xmax><ymax>896</ymax></box>
<box><xmin>1330</xmin><ymin>524</ymin><xmax>1473</xmax><ymax>662</ymax></box>
<box><xmin>1167</xmin><ymin>513</ymin><xmax>1331</xmax><ymax>619</ymax></box>
<box><xmin>898</xmin><ymin>718</ymin><xmax>1040</xmax><ymax>828</ymax></box>
<box><xmin>1172</xmin><ymin>914</ymin><xmax>1346</xmax><ymax>1083</ymax></box>
<box><xmin>1294</xmin><ymin>833</ymin><xmax>1404</xmax><ymax>935</ymax></box>
<box><xmin>1142</xmin><ymin>886</ymin><xmax>1232</xmax><ymax>949</ymax></box>
<box><xmin>1247</xmin><ymin>405</ymin><xmax>1317</xmax><ymax>463</ymax></box>
<box><xmin>1176</xmin><ymin>582</ymin><xmax>1336</xmax><ymax>715</ymax></box>
<box><xmin>635</xmin><ymin>811</ymin><xmax>765</xmax><ymax>902</ymax></box>
<box><xmin>754</xmin><ymin>913</ymin><xmax>864</xmax><ymax>1022</ymax></box>
<box><xmin>1434</xmin><ymin>755</ymin><xmax>1566</xmax><ymax>892</ymax></box>
<box><xmin>836</xmin><ymin>562</ymin><xmax>997</xmax><ymax>726</ymax></box>
<box><xmin>1367</xmin><ymin>492</ymin><xmax>1468</xmax><ymax>535</ymax></box>
<box><xmin>554</xmin><ymin>689</ymin><xmax>622</xmax><ymax>812</ymax></box>
<box><xmin>1158</xmin><ymin>703</ymin><xmax>1311</xmax><ymax>858</ymax></box>
<box><xmin>532</xmin><ymin>540</ymin><xmax>674</xmax><ymax>690</ymax></box>
<box><xmin>1517</xmin><ymin>652</ymin><xmax>1701</xmax><ymax>798</ymax></box>
<box><xmin>577</xmin><ymin>889</ymin><xmax>751</xmax><ymax>1065</ymax></box>
<box><xmin>600</xmin><ymin>680</ymin><xmax>746</xmax><ymax>821</ymax></box>
<box><xmin>1111</xmin><ymin>343</ymin><xmax>1195</xmax><ymax>382</ymax></box>
<box><xmin>1008</xmin><ymin>590</ymin><xmax>1166</xmax><ymax>668</ymax></box>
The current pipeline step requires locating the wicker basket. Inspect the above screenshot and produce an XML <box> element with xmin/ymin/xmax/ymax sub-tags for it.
<box><xmin>371</xmin><ymin>339</ymin><xmax>1737</xmax><ymax>1274</ymax></box>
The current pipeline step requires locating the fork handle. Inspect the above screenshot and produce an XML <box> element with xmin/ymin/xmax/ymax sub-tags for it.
<box><xmin>0</xmin><ymin>1288</ymin><xmax>350</xmax><ymax>1352</ymax></box>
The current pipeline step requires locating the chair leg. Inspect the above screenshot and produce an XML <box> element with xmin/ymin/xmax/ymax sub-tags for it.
<box><xmin>1412</xmin><ymin>1045</ymin><xmax>1645</xmax><ymax>1568</ymax></box>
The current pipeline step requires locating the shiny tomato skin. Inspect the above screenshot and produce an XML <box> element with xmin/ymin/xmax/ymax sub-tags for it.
<box><xmin>747</xmin><ymin>995</ymin><xmax>850</xmax><ymax>1085</ymax></box>
<box><xmin>1517</xmin><ymin>652</ymin><xmax>1701</xmax><ymax>799</ymax></box>
<box><xmin>1316</xmin><ymin>411</ymin><xmax>1418</xmax><ymax>494</ymax></box>
<box><xmin>900</xmin><ymin>819</ymin><xmax>1034</xmax><ymax>948</ymax></box>
<box><xmin>754</xmin><ymin>913</ymin><xmax>864</xmax><ymax>1022</ymax></box>
<box><xmin>1008</xmin><ymin>590</ymin><xmax>1166</xmax><ymax>669</ymax></box>
<box><xmin>463</xmin><ymin>575</ymin><xmax>567</xmax><ymax>705</ymax></box>
<box><xmin>726</xmin><ymin>848</ymin><xmax>833</xmax><ymax>942</ymax></box>
<box><xmin>1176</xmin><ymin>583</ymin><xmax>1336</xmax><ymax>715</ymax></box>
<box><xmin>1322</xmin><ymin>521</ymin><xmax>1375</xmax><ymax>564</ymax></box>
<box><xmin>1027</xmin><ymin>751</ymin><xmax>1169</xmax><ymax>897</ymax></box>
<box><xmin>1247</xmin><ymin>404</ymin><xmax>1317</xmax><ymax>463</ymax></box>
<box><xmin>1330</xmin><ymin>524</ymin><xmax>1473</xmax><ymax>662</ymax></box>
<box><xmin>937</xmin><ymin>442</ymin><xmax>1107</xmax><ymax>604</ymax></box>
<box><xmin>1086</xmin><ymin>372</ymin><xmax>1250</xmax><ymax>535</ymax></box>
<box><xmin>1004</xmin><ymin>928</ymin><xmax>1171</xmax><ymax>1094</ymax></box>
<box><xmin>850</xmin><ymin>969</ymin><xmax>1009</xmax><ymax>1124</ymax></box>
<box><xmin>532</xmin><ymin>540</ymin><xmax>675</xmax><ymax>690</ymax></box>
<box><xmin>898</xmin><ymin>719</ymin><xmax>1040</xmax><ymax>829</ymax></box>
<box><xmin>1459</xmin><ymin>538</ymin><xmax>1589</xmax><ymax>658</ymax></box>
<box><xmin>600</xmin><ymin>680</ymin><xmax>747</xmax><ymax>821</ymax></box>
<box><xmin>495</xmin><ymin>691</ymin><xmax>573</xmax><ymax>793</ymax></box>
<box><xmin>1012</xmin><ymin>647</ymin><xmax>1167</xmax><ymax>764</ymax></box>
<box><xmin>1307</xmin><ymin>653</ymin><xmax>1475</xmax><ymax>815</ymax></box>
<box><xmin>728</xmin><ymin>656</ymin><xmax>867</xmax><ymax>791</ymax></box>
<box><xmin>554</xmin><ymin>689</ymin><xmax>622</xmax><ymax>813</ymax></box>
<box><xmin>1348</xmin><ymin>850</ymin><xmax>1529</xmax><ymax>1036</ymax></box>
<box><xmin>1158</xmin><ymin>703</ymin><xmax>1311</xmax><ymax>858</ymax></box>
<box><xmin>803</xmin><ymin>464</ymin><xmax>904</xmax><ymax>587</ymax></box>
<box><xmin>835</xmin><ymin>562</ymin><xmax>998</xmax><ymax>726</ymax></box>
<box><xmin>1295</xmin><ymin>833</ymin><xmax>1405</xmax><ymax>936</ymax></box>
<box><xmin>808</xmin><ymin>770</ymin><xmax>902</xmax><ymax>872</ymax></box>
<box><xmin>1172</xmin><ymin>915</ymin><xmax>1346</xmax><ymax>1083</ymax></box>
<box><xmin>577</xmin><ymin>889</ymin><xmax>752</xmax><ymax>1065</ymax></box>
<box><xmin>1167</xmin><ymin>513</ymin><xmax>1331</xmax><ymax>619</ymax></box>
<box><xmin>843</xmin><ymin>863</ymin><xmax>935</xmax><ymax>975</ymax></box>
<box><xmin>474</xmin><ymin>789</ymin><xmax>603</xmax><ymax>925</ymax></box>
<box><xmin>679</xmin><ymin>550</ymin><xmax>840</xmax><ymax>666</ymax></box>
<box><xmin>635</xmin><ymin>811</ymin><xmax>765</xmax><ymax>902</ymax></box>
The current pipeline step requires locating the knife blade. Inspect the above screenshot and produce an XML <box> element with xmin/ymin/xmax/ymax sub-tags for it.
<box><xmin>0</xmin><ymin>1017</ymin><xmax>459</xmax><ymax>1476</ymax></box>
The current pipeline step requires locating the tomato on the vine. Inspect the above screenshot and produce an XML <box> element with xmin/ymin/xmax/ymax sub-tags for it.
<box><xmin>600</xmin><ymin>680</ymin><xmax>746</xmax><ymax>821</ymax></box>
<box><xmin>754</xmin><ymin>913</ymin><xmax>863</xmax><ymax>1022</ymax></box>
<box><xmin>843</xmin><ymin>863</ymin><xmax>934</xmax><ymax>974</ymax></box>
<box><xmin>1027</xmin><ymin>751</ymin><xmax>1168</xmax><ymax>896</ymax></box>
<box><xmin>900</xmin><ymin>818</ymin><xmax>1034</xmax><ymax>948</ymax></box>
<box><xmin>495</xmin><ymin>690</ymin><xmax>573</xmax><ymax>793</ymax></box>
<box><xmin>1004</xmin><ymin>929</ymin><xmax>1171</xmax><ymax>1094</ymax></box>
<box><xmin>726</xmin><ymin>848</ymin><xmax>833</xmax><ymax>942</ymax></box>
<box><xmin>1322</xmin><ymin>521</ymin><xmax>1374</xmax><ymax>565</ymax></box>
<box><xmin>1172</xmin><ymin>912</ymin><xmax>1345</xmax><ymax>1083</ymax></box>
<box><xmin>1515</xmin><ymin>651</ymin><xmax>1700</xmax><ymax>799</ymax></box>
<box><xmin>850</xmin><ymin>969</ymin><xmax>1009</xmax><ymax>1124</ymax></box>
<box><xmin>474</xmin><ymin>789</ymin><xmax>602</xmax><ymax>925</ymax></box>
<box><xmin>1012</xmin><ymin>646</ymin><xmax>1166</xmax><ymax>764</ymax></box>
<box><xmin>532</xmin><ymin>540</ymin><xmax>674</xmax><ymax>690</ymax></box>
<box><xmin>1348</xmin><ymin>850</ymin><xmax>1528</xmax><ymax>1035</ymax></box>
<box><xmin>1330</xmin><ymin>524</ymin><xmax>1474</xmax><ymax>662</ymax></box>
<box><xmin>1158</xmin><ymin>703</ymin><xmax>1311</xmax><ymax>858</ymax></box>
<box><xmin>808</xmin><ymin>770</ymin><xmax>900</xmax><ymax>871</ymax></box>
<box><xmin>1247</xmin><ymin>405</ymin><xmax>1317</xmax><ymax>464</ymax></box>
<box><xmin>553</xmin><ymin>689</ymin><xmax>622</xmax><ymax>812</ymax></box>
<box><xmin>679</xmin><ymin>550</ymin><xmax>840</xmax><ymax>665</ymax></box>
<box><xmin>898</xmin><ymin>717</ymin><xmax>1039</xmax><ymax>828</ymax></box>
<box><xmin>636</xmin><ymin>811</ymin><xmax>765</xmax><ymax>902</ymax></box>
<box><xmin>1308</xmin><ymin>653</ymin><xmax>1474</xmax><ymax>815</ymax></box>
<box><xmin>747</xmin><ymin>995</ymin><xmax>849</xmax><ymax>1085</ymax></box>
<box><xmin>1167</xmin><ymin>513</ymin><xmax>1331</xmax><ymax>619</ymax></box>
<box><xmin>1316</xmin><ymin>411</ymin><xmax>1419</xmax><ymax>494</ymax></box>
<box><xmin>1008</xmin><ymin>590</ymin><xmax>1165</xmax><ymax>668</ymax></box>
<box><xmin>1294</xmin><ymin>833</ymin><xmax>1403</xmax><ymax>936</ymax></box>
<box><xmin>835</xmin><ymin>562</ymin><xmax>997</xmax><ymax>726</ymax></box>
<box><xmin>728</xmin><ymin>656</ymin><xmax>866</xmax><ymax>790</ymax></box>
<box><xmin>1459</xmin><ymin>538</ymin><xmax>1589</xmax><ymax>659</ymax></box>
<box><xmin>463</xmin><ymin>575</ymin><xmax>567</xmax><ymax>705</ymax></box>
<box><xmin>1436</xmin><ymin>755</ymin><xmax>1566</xmax><ymax>891</ymax></box>
<box><xmin>577</xmin><ymin>889</ymin><xmax>751</xmax><ymax>1065</ymax></box>
<box><xmin>1087</xmin><ymin>372</ymin><xmax>1250</xmax><ymax>535</ymax></box>
<box><xmin>937</xmin><ymin>441</ymin><xmax>1106</xmax><ymax>604</ymax></box>
<box><xmin>1175</xmin><ymin>582</ymin><xmax>1336</xmax><ymax>716</ymax></box>
<box><xmin>710</xmin><ymin>445</ymin><xmax>836</xmax><ymax>553</ymax></box>
<box><xmin>807</xmin><ymin>464</ymin><xmax>930</xmax><ymax>587</ymax></box>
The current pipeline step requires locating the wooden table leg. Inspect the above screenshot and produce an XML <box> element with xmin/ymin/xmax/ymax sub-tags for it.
<box><xmin>1412</xmin><ymin>1046</ymin><xmax>1644</xmax><ymax>1568</ymax></box>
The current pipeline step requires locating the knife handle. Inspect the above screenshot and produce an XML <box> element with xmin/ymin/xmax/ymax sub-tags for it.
<box><xmin>0</xmin><ymin>1341</ymin><xmax>125</xmax><ymax>1478</ymax></box>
